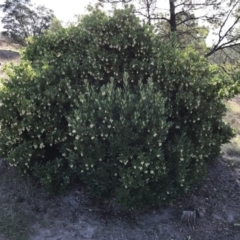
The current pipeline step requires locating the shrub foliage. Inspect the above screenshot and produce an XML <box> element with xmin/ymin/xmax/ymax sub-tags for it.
<box><xmin>68</xmin><ymin>77</ymin><xmax>171</xmax><ymax>208</ymax></box>
<box><xmin>0</xmin><ymin>6</ymin><xmax>235</xmax><ymax>209</ymax></box>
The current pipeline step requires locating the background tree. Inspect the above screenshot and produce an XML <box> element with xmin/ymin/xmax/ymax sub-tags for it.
<box><xmin>46</xmin><ymin>17</ymin><xmax>63</xmax><ymax>34</ymax></box>
<box><xmin>0</xmin><ymin>0</ymin><xmax>54</xmax><ymax>45</ymax></box>
<box><xmin>156</xmin><ymin>11</ymin><xmax>209</xmax><ymax>54</ymax></box>
<box><xmin>98</xmin><ymin>0</ymin><xmax>240</xmax><ymax>58</ymax></box>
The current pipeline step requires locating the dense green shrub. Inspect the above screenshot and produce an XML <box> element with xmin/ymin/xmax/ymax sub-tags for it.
<box><xmin>67</xmin><ymin>63</ymin><xmax>234</xmax><ymax>209</ymax></box>
<box><xmin>0</xmin><ymin>6</ymin><xmax>235</xmax><ymax>208</ymax></box>
<box><xmin>0</xmin><ymin>59</ymin><xmax>76</xmax><ymax>192</ymax></box>
<box><xmin>0</xmin><ymin>6</ymin><xmax>161</xmax><ymax>192</ymax></box>
<box><xmin>22</xmin><ymin>6</ymin><xmax>156</xmax><ymax>88</ymax></box>
<box><xmin>67</xmin><ymin>76</ymin><xmax>171</xmax><ymax>208</ymax></box>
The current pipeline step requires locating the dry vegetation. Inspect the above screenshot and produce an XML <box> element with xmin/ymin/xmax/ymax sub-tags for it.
<box><xmin>1</xmin><ymin>41</ymin><xmax>240</xmax><ymax>240</ymax></box>
<box><xmin>0</xmin><ymin>38</ymin><xmax>20</xmax><ymax>80</ymax></box>
<box><xmin>222</xmin><ymin>97</ymin><xmax>240</xmax><ymax>166</ymax></box>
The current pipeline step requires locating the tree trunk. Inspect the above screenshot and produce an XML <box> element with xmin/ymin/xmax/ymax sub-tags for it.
<box><xmin>169</xmin><ymin>0</ymin><xmax>177</xmax><ymax>32</ymax></box>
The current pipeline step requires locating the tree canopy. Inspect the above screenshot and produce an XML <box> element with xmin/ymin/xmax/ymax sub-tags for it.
<box><xmin>0</xmin><ymin>0</ymin><xmax>54</xmax><ymax>45</ymax></box>
<box><xmin>98</xmin><ymin>0</ymin><xmax>240</xmax><ymax>59</ymax></box>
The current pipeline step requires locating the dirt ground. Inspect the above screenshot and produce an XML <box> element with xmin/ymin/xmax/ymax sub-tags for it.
<box><xmin>0</xmin><ymin>156</ymin><xmax>240</xmax><ymax>240</ymax></box>
<box><xmin>1</xmin><ymin>46</ymin><xmax>240</xmax><ymax>240</ymax></box>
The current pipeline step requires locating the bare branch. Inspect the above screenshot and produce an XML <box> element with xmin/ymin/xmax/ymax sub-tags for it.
<box><xmin>98</xmin><ymin>0</ymin><xmax>240</xmax><ymax>58</ymax></box>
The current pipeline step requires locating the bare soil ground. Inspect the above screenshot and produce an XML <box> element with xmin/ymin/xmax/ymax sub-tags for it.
<box><xmin>1</xmin><ymin>43</ymin><xmax>240</xmax><ymax>240</ymax></box>
<box><xmin>1</xmin><ymin>150</ymin><xmax>240</xmax><ymax>240</ymax></box>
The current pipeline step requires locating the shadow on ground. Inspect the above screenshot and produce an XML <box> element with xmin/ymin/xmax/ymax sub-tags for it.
<box><xmin>0</xmin><ymin>50</ymin><xmax>19</xmax><ymax>61</ymax></box>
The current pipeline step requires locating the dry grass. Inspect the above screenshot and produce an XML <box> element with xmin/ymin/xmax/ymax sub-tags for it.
<box><xmin>0</xmin><ymin>38</ymin><xmax>22</xmax><ymax>52</ymax></box>
<box><xmin>222</xmin><ymin>96</ymin><xmax>240</xmax><ymax>166</ymax></box>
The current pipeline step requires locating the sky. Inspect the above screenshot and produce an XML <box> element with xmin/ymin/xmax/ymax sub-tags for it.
<box><xmin>0</xmin><ymin>0</ymin><xmax>98</xmax><ymax>28</ymax></box>
<box><xmin>32</xmin><ymin>0</ymin><xmax>99</xmax><ymax>24</ymax></box>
